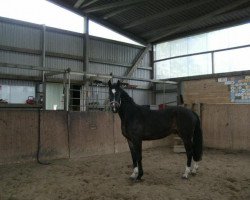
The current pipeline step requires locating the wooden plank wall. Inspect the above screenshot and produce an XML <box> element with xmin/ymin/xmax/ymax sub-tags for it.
<box><xmin>0</xmin><ymin>111</ymin><xmax>173</xmax><ymax>165</ymax></box>
<box><xmin>202</xmin><ymin>104</ymin><xmax>250</xmax><ymax>151</ymax></box>
<box><xmin>183</xmin><ymin>78</ymin><xmax>231</xmax><ymax>104</ymax></box>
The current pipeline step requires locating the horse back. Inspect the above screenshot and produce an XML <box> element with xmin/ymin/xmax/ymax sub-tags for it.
<box><xmin>122</xmin><ymin>106</ymin><xmax>197</xmax><ymax>141</ymax></box>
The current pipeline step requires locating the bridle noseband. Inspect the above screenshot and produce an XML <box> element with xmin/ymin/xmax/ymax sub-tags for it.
<box><xmin>110</xmin><ymin>100</ymin><xmax>121</xmax><ymax>108</ymax></box>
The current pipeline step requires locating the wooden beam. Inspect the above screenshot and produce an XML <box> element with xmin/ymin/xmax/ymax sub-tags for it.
<box><xmin>123</xmin><ymin>0</ymin><xmax>214</xmax><ymax>29</ymax></box>
<box><xmin>74</xmin><ymin>0</ymin><xmax>86</xmax><ymax>8</ymax></box>
<box><xmin>125</xmin><ymin>44</ymin><xmax>152</xmax><ymax>77</ymax></box>
<box><xmin>149</xmin><ymin>0</ymin><xmax>250</xmax><ymax>42</ymax></box>
<box><xmin>84</xmin><ymin>0</ymin><xmax>146</xmax><ymax>13</ymax></box>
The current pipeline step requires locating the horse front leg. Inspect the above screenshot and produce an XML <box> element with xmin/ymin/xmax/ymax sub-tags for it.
<box><xmin>127</xmin><ymin>139</ymin><xmax>138</xmax><ymax>179</ymax></box>
<box><xmin>127</xmin><ymin>139</ymin><xmax>143</xmax><ymax>181</ymax></box>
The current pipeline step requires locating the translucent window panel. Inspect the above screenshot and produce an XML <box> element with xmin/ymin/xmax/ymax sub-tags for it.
<box><xmin>214</xmin><ymin>47</ymin><xmax>250</xmax><ymax>73</ymax></box>
<box><xmin>154</xmin><ymin>42</ymin><xmax>171</xmax><ymax>60</ymax></box>
<box><xmin>227</xmin><ymin>23</ymin><xmax>250</xmax><ymax>47</ymax></box>
<box><xmin>207</xmin><ymin>23</ymin><xmax>250</xmax><ymax>51</ymax></box>
<box><xmin>187</xmin><ymin>33</ymin><xmax>208</xmax><ymax>54</ymax></box>
<box><xmin>188</xmin><ymin>54</ymin><xmax>212</xmax><ymax>76</ymax></box>
<box><xmin>155</xmin><ymin>54</ymin><xmax>212</xmax><ymax>79</ymax></box>
<box><xmin>207</xmin><ymin>29</ymin><xmax>230</xmax><ymax>51</ymax></box>
<box><xmin>169</xmin><ymin>57</ymin><xmax>188</xmax><ymax>78</ymax></box>
<box><xmin>154</xmin><ymin>23</ymin><xmax>250</xmax><ymax>61</ymax></box>
<box><xmin>155</xmin><ymin>60</ymin><xmax>171</xmax><ymax>79</ymax></box>
<box><xmin>170</xmin><ymin>38</ymin><xmax>188</xmax><ymax>57</ymax></box>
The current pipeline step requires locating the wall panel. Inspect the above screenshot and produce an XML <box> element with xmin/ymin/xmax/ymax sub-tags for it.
<box><xmin>0</xmin><ymin>110</ymin><xmax>38</xmax><ymax>164</ymax></box>
<box><xmin>202</xmin><ymin>104</ymin><xmax>250</xmax><ymax>151</ymax></box>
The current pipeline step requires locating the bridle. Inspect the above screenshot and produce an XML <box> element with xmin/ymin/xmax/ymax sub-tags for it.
<box><xmin>110</xmin><ymin>100</ymin><xmax>121</xmax><ymax>108</ymax></box>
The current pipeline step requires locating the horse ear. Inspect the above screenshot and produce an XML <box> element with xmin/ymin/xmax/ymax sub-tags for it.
<box><xmin>117</xmin><ymin>80</ymin><xmax>121</xmax><ymax>87</ymax></box>
<box><xmin>108</xmin><ymin>80</ymin><xmax>112</xmax><ymax>88</ymax></box>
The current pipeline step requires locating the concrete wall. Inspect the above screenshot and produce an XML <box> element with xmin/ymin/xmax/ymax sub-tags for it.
<box><xmin>0</xmin><ymin>110</ymin><xmax>38</xmax><ymax>164</ymax></box>
<box><xmin>0</xmin><ymin>110</ymin><xmax>173</xmax><ymax>165</ymax></box>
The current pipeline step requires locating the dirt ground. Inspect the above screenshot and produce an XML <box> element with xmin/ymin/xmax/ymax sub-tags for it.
<box><xmin>0</xmin><ymin>146</ymin><xmax>250</xmax><ymax>200</ymax></box>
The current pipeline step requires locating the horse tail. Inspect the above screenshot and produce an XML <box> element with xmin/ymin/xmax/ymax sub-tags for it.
<box><xmin>192</xmin><ymin>113</ymin><xmax>203</xmax><ymax>161</ymax></box>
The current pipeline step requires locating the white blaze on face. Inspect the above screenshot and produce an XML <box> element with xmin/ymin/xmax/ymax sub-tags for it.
<box><xmin>111</xmin><ymin>89</ymin><xmax>116</xmax><ymax>112</ymax></box>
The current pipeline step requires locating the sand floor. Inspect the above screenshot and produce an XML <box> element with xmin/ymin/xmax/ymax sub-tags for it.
<box><xmin>0</xmin><ymin>146</ymin><xmax>250</xmax><ymax>200</ymax></box>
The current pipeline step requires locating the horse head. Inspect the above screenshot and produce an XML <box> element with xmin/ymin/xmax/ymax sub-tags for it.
<box><xmin>108</xmin><ymin>80</ymin><xmax>122</xmax><ymax>113</ymax></box>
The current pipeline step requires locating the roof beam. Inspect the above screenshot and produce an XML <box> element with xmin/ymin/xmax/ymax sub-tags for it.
<box><xmin>123</xmin><ymin>0</ymin><xmax>214</xmax><ymax>29</ymax></box>
<box><xmin>149</xmin><ymin>0</ymin><xmax>250</xmax><ymax>43</ymax></box>
<box><xmin>80</xmin><ymin>0</ymin><xmax>99</xmax><ymax>8</ymax></box>
<box><xmin>74</xmin><ymin>0</ymin><xmax>86</xmax><ymax>8</ymax></box>
<box><xmin>103</xmin><ymin>4</ymin><xmax>138</xmax><ymax>20</ymax></box>
<box><xmin>125</xmin><ymin>44</ymin><xmax>152</xmax><ymax>77</ymax></box>
<box><xmin>84</xmin><ymin>0</ymin><xmax>146</xmax><ymax>13</ymax></box>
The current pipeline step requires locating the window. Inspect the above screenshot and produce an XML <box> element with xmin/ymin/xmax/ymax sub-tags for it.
<box><xmin>154</xmin><ymin>23</ymin><xmax>250</xmax><ymax>79</ymax></box>
<box><xmin>214</xmin><ymin>47</ymin><xmax>250</xmax><ymax>73</ymax></box>
<box><xmin>0</xmin><ymin>80</ymin><xmax>35</xmax><ymax>104</ymax></box>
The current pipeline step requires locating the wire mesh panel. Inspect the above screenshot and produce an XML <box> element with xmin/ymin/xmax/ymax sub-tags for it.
<box><xmin>69</xmin><ymin>83</ymin><xmax>110</xmax><ymax>112</ymax></box>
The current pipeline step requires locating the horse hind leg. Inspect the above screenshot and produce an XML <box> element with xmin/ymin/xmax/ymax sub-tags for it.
<box><xmin>182</xmin><ymin>142</ymin><xmax>193</xmax><ymax>179</ymax></box>
<box><xmin>191</xmin><ymin>161</ymin><xmax>199</xmax><ymax>175</ymax></box>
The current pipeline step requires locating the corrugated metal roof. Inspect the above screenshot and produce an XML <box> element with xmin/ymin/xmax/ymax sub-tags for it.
<box><xmin>48</xmin><ymin>0</ymin><xmax>250</xmax><ymax>44</ymax></box>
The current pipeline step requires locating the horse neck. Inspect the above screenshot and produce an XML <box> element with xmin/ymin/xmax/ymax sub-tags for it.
<box><xmin>118</xmin><ymin>89</ymin><xmax>136</xmax><ymax>119</ymax></box>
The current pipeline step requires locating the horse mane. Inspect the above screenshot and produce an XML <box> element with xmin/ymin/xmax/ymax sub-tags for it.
<box><xmin>120</xmin><ymin>88</ymin><xmax>136</xmax><ymax>105</ymax></box>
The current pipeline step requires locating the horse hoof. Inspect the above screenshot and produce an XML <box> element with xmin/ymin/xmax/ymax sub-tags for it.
<box><xmin>182</xmin><ymin>175</ymin><xmax>189</xmax><ymax>179</ymax></box>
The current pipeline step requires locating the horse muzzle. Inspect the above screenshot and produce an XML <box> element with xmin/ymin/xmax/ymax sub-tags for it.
<box><xmin>110</xmin><ymin>101</ymin><xmax>120</xmax><ymax>113</ymax></box>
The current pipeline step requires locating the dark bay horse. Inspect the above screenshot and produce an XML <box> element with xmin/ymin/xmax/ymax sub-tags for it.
<box><xmin>108</xmin><ymin>80</ymin><xmax>203</xmax><ymax>180</ymax></box>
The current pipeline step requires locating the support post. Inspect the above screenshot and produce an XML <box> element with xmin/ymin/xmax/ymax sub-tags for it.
<box><xmin>41</xmin><ymin>25</ymin><xmax>46</xmax><ymax>110</ymax></box>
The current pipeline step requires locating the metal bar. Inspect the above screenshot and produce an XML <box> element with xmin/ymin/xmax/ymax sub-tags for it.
<box><xmin>84</xmin><ymin>16</ymin><xmax>89</xmax><ymax>72</ymax></box>
<box><xmin>154</xmin><ymin>44</ymin><xmax>250</xmax><ymax>63</ymax></box>
<box><xmin>42</xmin><ymin>25</ymin><xmax>46</xmax><ymax>110</ymax></box>
<box><xmin>125</xmin><ymin>44</ymin><xmax>152</xmax><ymax>77</ymax></box>
<box><xmin>66</xmin><ymin>72</ymin><xmax>71</xmax><ymax>111</ymax></box>
<box><xmin>211</xmin><ymin>52</ymin><xmax>215</xmax><ymax>74</ymax></box>
<box><xmin>84</xmin><ymin>0</ymin><xmax>146</xmax><ymax>13</ymax></box>
<box><xmin>0</xmin><ymin>62</ymin><xmax>176</xmax><ymax>84</ymax></box>
<box><xmin>89</xmin><ymin>58</ymin><xmax>152</xmax><ymax>70</ymax></box>
<box><xmin>74</xmin><ymin>0</ymin><xmax>86</xmax><ymax>8</ymax></box>
<box><xmin>103</xmin><ymin>5</ymin><xmax>136</xmax><ymax>19</ymax></box>
<box><xmin>0</xmin><ymin>62</ymin><xmax>65</xmax><ymax>73</ymax></box>
<box><xmin>63</xmin><ymin>73</ymin><xmax>67</xmax><ymax>111</ymax></box>
<box><xmin>81</xmin><ymin>0</ymin><xmax>98</xmax><ymax>8</ymax></box>
<box><xmin>0</xmin><ymin>44</ymin><xmax>83</xmax><ymax>61</ymax></box>
<box><xmin>44</xmin><ymin>71</ymin><xmax>65</xmax><ymax>77</ymax></box>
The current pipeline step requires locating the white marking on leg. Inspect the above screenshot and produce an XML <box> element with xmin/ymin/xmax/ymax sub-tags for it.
<box><xmin>111</xmin><ymin>89</ymin><xmax>116</xmax><ymax>94</ymax></box>
<box><xmin>182</xmin><ymin>166</ymin><xmax>191</xmax><ymax>179</ymax></box>
<box><xmin>130</xmin><ymin>167</ymin><xmax>138</xmax><ymax>179</ymax></box>
<box><xmin>191</xmin><ymin>162</ymin><xmax>199</xmax><ymax>174</ymax></box>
